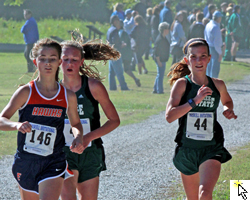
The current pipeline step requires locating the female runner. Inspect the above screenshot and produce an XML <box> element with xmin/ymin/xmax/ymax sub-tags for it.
<box><xmin>60</xmin><ymin>36</ymin><xmax>120</xmax><ymax>200</ymax></box>
<box><xmin>166</xmin><ymin>38</ymin><xmax>237</xmax><ymax>200</ymax></box>
<box><xmin>0</xmin><ymin>38</ymin><xmax>84</xmax><ymax>200</ymax></box>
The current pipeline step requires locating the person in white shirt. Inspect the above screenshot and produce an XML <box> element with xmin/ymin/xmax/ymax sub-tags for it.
<box><xmin>123</xmin><ymin>9</ymin><xmax>136</xmax><ymax>35</ymax></box>
<box><xmin>204</xmin><ymin>11</ymin><xmax>224</xmax><ymax>78</ymax></box>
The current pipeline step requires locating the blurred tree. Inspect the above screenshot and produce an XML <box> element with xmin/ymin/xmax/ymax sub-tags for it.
<box><xmin>4</xmin><ymin>0</ymin><xmax>24</xmax><ymax>6</ymax></box>
<box><xmin>4</xmin><ymin>0</ymin><xmax>240</xmax><ymax>12</ymax></box>
<box><xmin>107</xmin><ymin>0</ymin><xmax>239</xmax><ymax>12</ymax></box>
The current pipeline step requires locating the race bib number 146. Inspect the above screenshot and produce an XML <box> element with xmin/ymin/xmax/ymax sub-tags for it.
<box><xmin>23</xmin><ymin>123</ymin><xmax>57</xmax><ymax>156</ymax></box>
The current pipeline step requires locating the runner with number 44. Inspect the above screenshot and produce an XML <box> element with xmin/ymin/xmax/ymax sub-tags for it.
<box><xmin>165</xmin><ymin>38</ymin><xmax>237</xmax><ymax>200</ymax></box>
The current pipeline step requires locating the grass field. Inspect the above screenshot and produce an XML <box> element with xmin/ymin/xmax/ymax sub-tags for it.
<box><xmin>0</xmin><ymin>18</ymin><xmax>109</xmax><ymax>44</ymax></box>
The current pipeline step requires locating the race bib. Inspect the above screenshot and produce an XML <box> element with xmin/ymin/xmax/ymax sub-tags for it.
<box><xmin>23</xmin><ymin>123</ymin><xmax>57</xmax><ymax>156</ymax></box>
<box><xmin>63</xmin><ymin>118</ymin><xmax>91</xmax><ymax>147</ymax></box>
<box><xmin>186</xmin><ymin>112</ymin><xmax>214</xmax><ymax>141</ymax></box>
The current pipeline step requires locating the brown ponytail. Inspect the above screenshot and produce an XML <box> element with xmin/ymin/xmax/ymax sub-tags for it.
<box><xmin>167</xmin><ymin>60</ymin><xmax>190</xmax><ymax>86</ymax></box>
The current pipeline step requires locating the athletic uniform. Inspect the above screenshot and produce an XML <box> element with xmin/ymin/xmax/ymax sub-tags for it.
<box><xmin>173</xmin><ymin>75</ymin><xmax>232</xmax><ymax>175</ymax></box>
<box><xmin>12</xmin><ymin>80</ymin><xmax>68</xmax><ymax>194</ymax></box>
<box><xmin>63</xmin><ymin>75</ymin><xmax>106</xmax><ymax>183</ymax></box>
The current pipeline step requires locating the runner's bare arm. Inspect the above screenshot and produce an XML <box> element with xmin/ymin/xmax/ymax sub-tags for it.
<box><xmin>66</xmin><ymin>89</ymin><xmax>84</xmax><ymax>153</ymax></box>
<box><xmin>213</xmin><ymin>78</ymin><xmax>237</xmax><ymax>119</ymax></box>
<box><xmin>166</xmin><ymin>78</ymin><xmax>213</xmax><ymax>123</ymax></box>
<box><xmin>80</xmin><ymin>78</ymin><xmax>120</xmax><ymax>147</ymax></box>
<box><xmin>166</xmin><ymin>79</ymin><xmax>191</xmax><ymax>123</ymax></box>
<box><xmin>0</xmin><ymin>85</ymin><xmax>32</xmax><ymax>133</ymax></box>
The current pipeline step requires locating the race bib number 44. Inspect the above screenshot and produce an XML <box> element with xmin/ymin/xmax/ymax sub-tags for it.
<box><xmin>23</xmin><ymin>123</ymin><xmax>57</xmax><ymax>156</ymax></box>
<box><xmin>186</xmin><ymin>112</ymin><xmax>214</xmax><ymax>141</ymax></box>
<box><xmin>64</xmin><ymin>118</ymin><xmax>91</xmax><ymax>147</ymax></box>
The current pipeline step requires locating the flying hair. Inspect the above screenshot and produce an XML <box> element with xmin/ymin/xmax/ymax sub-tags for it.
<box><xmin>61</xmin><ymin>29</ymin><xmax>121</xmax><ymax>81</ymax></box>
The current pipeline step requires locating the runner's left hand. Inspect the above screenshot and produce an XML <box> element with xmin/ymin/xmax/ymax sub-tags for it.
<box><xmin>223</xmin><ymin>109</ymin><xmax>237</xmax><ymax>119</ymax></box>
<box><xmin>70</xmin><ymin>137</ymin><xmax>84</xmax><ymax>154</ymax></box>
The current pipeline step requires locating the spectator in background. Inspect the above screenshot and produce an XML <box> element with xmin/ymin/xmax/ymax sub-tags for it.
<box><xmin>146</xmin><ymin>0</ymin><xmax>152</xmax><ymax>8</ymax></box>
<box><xmin>228</xmin><ymin>3</ymin><xmax>235</xmax><ymax>9</ymax></box>
<box><xmin>133</xmin><ymin>0</ymin><xmax>147</xmax><ymax>19</ymax></box>
<box><xmin>202</xmin><ymin>18</ymin><xmax>210</xmax><ymax>26</ymax></box>
<box><xmin>111</xmin><ymin>3</ymin><xmax>125</xmax><ymax>21</ymax></box>
<box><xmin>203</xmin><ymin>0</ymin><xmax>213</xmax><ymax>17</ymax></box>
<box><xmin>145</xmin><ymin>7</ymin><xmax>153</xmax><ymax>60</ymax></box>
<box><xmin>204</xmin><ymin>11</ymin><xmax>224</xmax><ymax>78</ymax></box>
<box><xmin>130</xmin><ymin>15</ymin><xmax>149</xmax><ymax>74</ymax></box>
<box><xmin>187</xmin><ymin>12</ymin><xmax>205</xmax><ymax>40</ymax></box>
<box><xmin>159</xmin><ymin>0</ymin><xmax>173</xmax><ymax>26</ymax></box>
<box><xmin>123</xmin><ymin>9</ymin><xmax>136</xmax><ymax>35</ymax></box>
<box><xmin>188</xmin><ymin>7</ymin><xmax>200</xmax><ymax>24</ymax></box>
<box><xmin>181</xmin><ymin>10</ymin><xmax>190</xmax><ymax>38</ymax></box>
<box><xmin>223</xmin><ymin>6</ymin><xmax>234</xmax><ymax>61</ymax></box>
<box><xmin>205</xmin><ymin>4</ymin><xmax>216</xmax><ymax>20</ymax></box>
<box><xmin>21</xmin><ymin>9</ymin><xmax>39</xmax><ymax>73</ymax></box>
<box><xmin>107</xmin><ymin>15</ymin><xmax>129</xmax><ymax>91</ymax></box>
<box><xmin>220</xmin><ymin>2</ymin><xmax>228</xmax><ymax>28</ymax></box>
<box><xmin>225</xmin><ymin>6</ymin><xmax>233</xmax><ymax>23</ymax></box>
<box><xmin>176</xmin><ymin>0</ymin><xmax>190</xmax><ymax>13</ymax></box>
<box><xmin>238</xmin><ymin>1</ymin><xmax>248</xmax><ymax>50</ymax></box>
<box><xmin>158</xmin><ymin>2</ymin><xmax>164</xmax><ymax>11</ymax></box>
<box><xmin>119</xmin><ymin>21</ymin><xmax>141</xmax><ymax>87</ymax></box>
<box><xmin>220</xmin><ymin>2</ymin><xmax>228</xmax><ymax>43</ymax></box>
<box><xmin>227</xmin><ymin>5</ymin><xmax>243</xmax><ymax>62</ymax></box>
<box><xmin>170</xmin><ymin>11</ymin><xmax>186</xmax><ymax>65</ymax></box>
<box><xmin>151</xmin><ymin>5</ymin><xmax>161</xmax><ymax>42</ymax></box>
<box><xmin>153</xmin><ymin>22</ymin><xmax>170</xmax><ymax>94</ymax></box>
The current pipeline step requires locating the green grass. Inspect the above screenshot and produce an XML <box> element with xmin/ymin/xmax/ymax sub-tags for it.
<box><xmin>0</xmin><ymin>17</ymin><xmax>109</xmax><ymax>44</ymax></box>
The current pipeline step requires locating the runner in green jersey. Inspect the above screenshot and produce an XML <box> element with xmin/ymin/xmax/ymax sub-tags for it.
<box><xmin>166</xmin><ymin>38</ymin><xmax>237</xmax><ymax>200</ymax></box>
<box><xmin>60</xmin><ymin>35</ymin><xmax>120</xmax><ymax>200</ymax></box>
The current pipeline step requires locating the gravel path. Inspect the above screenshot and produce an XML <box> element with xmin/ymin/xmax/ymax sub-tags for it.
<box><xmin>1</xmin><ymin>52</ymin><xmax>250</xmax><ymax>200</ymax></box>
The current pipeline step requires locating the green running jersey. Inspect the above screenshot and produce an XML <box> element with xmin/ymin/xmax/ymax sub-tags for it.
<box><xmin>64</xmin><ymin>76</ymin><xmax>102</xmax><ymax>148</ymax></box>
<box><xmin>175</xmin><ymin>75</ymin><xmax>224</xmax><ymax>148</ymax></box>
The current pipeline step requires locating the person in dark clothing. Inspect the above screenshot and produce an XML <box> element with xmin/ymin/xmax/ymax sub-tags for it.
<box><xmin>188</xmin><ymin>7</ymin><xmax>200</xmax><ymax>24</ymax></box>
<box><xmin>151</xmin><ymin>5</ymin><xmax>161</xmax><ymax>42</ymax></box>
<box><xmin>107</xmin><ymin>15</ymin><xmax>129</xmax><ymax>90</ymax></box>
<box><xmin>176</xmin><ymin>0</ymin><xmax>190</xmax><ymax>13</ymax></box>
<box><xmin>133</xmin><ymin>0</ymin><xmax>147</xmax><ymax>19</ymax></box>
<box><xmin>130</xmin><ymin>15</ymin><xmax>149</xmax><ymax>74</ymax></box>
<box><xmin>153</xmin><ymin>22</ymin><xmax>170</xmax><ymax>94</ymax></box>
<box><xmin>227</xmin><ymin>5</ymin><xmax>243</xmax><ymax>62</ymax></box>
<box><xmin>181</xmin><ymin>10</ymin><xmax>191</xmax><ymax>38</ymax></box>
<box><xmin>205</xmin><ymin>4</ymin><xmax>216</xmax><ymax>20</ymax></box>
<box><xmin>119</xmin><ymin>21</ymin><xmax>141</xmax><ymax>87</ymax></box>
<box><xmin>220</xmin><ymin>2</ymin><xmax>228</xmax><ymax>43</ymax></box>
<box><xmin>223</xmin><ymin>6</ymin><xmax>234</xmax><ymax>61</ymax></box>
<box><xmin>159</xmin><ymin>0</ymin><xmax>173</xmax><ymax>25</ymax></box>
<box><xmin>203</xmin><ymin>0</ymin><xmax>213</xmax><ymax>17</ymax></box>
<box><xmin>187</xmin><ymin>12</ymin><xmax>205</xmax><ymax>40</ymax></box>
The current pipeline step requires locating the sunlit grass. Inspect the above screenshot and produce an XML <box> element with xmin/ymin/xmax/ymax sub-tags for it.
<box><xmin>0</xmin><ymin>17</ymin><xmax>109</xmax><ymax>44</ymax></box>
